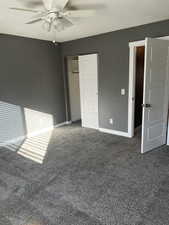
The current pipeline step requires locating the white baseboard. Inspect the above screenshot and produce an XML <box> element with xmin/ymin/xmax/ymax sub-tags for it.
<box><xmin>99</xmin><ymin>128</ymin><xmax>130</xmax><ymax>137</ymax></box>
<box><xmin>27</xmin><ymin>121</ymin><xmax>71</xmax><ymax>138</ymax></box>
<box><xmin>0</xmin><ymin>121</ymin><xmax>72</xmax><ymax>148</ymax></box>
<box><xmin>65</xmin><ymin>121</ymin><xmax>72</xmax><ymax>125</ymax></box>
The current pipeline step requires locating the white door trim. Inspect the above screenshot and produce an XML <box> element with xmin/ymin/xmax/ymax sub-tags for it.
<box><xmin>129</xmin><ymin>40</ymin><xmax>145</xmax><ymax>48</ymax></box>
<box><xmin>67</xmin><ymin>56</ymin><xmax>81</xmax><ymax>122</ymax></box>
<box><xmin>128</xmin><ymin>40</ymin><xmax>145</xmax><ymax>137</ymax></box>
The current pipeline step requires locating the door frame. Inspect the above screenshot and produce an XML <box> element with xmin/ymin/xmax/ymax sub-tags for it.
<box><xmin>66</xmin><ymin>56</ymin><xmax>81</xmax><ymax>122</ymax></box>
<box><xmin>128</xmin><ymin>36</ymin><xmax>169</xmax><ymax>138</ymax></box>
<box><xmin>128</xmin><ymin>40</ymin><xmax>145</xmax><ymax>137</ymax></box>
<box><xmin>65</xmin><ymin>53</ymin><xmax>100</xmax><ymax>128</ymax></box>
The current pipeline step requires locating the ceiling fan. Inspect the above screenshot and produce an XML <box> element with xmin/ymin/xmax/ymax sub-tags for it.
<box><xmin>10</xmin><ymin>0</ymin><xmax>101</xmax><ymax>32</ymax></box>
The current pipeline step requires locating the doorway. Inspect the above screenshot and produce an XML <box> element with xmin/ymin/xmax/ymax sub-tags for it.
<box><xmin>66</xmin><ymin>54</ymin><xmax>99</xmax><ymax>130</ymax></box>
<box><xmin>67</xmin><ymin>56</ymin><xmax>81</xmax><ymax>123</ymax></box>
<box><xmin>134</xmin><ymin>46</ymin><xmax>145</xmax><ymax>130</ymax></box>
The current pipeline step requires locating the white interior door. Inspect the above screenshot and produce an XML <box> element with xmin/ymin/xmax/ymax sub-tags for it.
<box><xmin>68</xmin><ymin>57</ymin><xmax>81</xmax><ymax>122</ymax></box>
<box><xmin>141</xmin><ymin>38</ymin><xmax>169</xmax><ymax>153</ymax></box>
<box><xmin>79</xmin><ymin>54</ymin><xmax>99</xmax><ymax>129</ymax></box>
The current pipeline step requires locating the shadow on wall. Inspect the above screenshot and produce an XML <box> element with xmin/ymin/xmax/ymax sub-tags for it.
<box><xmin>0</xmin><ymin>101</ymin><xmax>54</xmax><ymax>164</ymax></box>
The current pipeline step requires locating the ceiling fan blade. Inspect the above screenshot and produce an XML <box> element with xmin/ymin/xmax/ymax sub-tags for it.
<box><xmin>9</xmin><ymin>7</ymin><xmax>39</xmax><ymax>13</ymax></box>
<box><xmin>17</xmin><ymin>0</ymin><xmax>43</xmax><ymax>8</ymax></box>
<box><xmin>60</xmin><ymin>17</ymin><xmax>73</xmax><ymax>27</ymax></box>
<box><xmin>42</xmin><ymin>0</ymin><xmax>53</xmax><ymax>10</ymax></box>
<box><xmin>52</xmin><ymin>0</ymin><xmax>69</xmax><ymax>10</ymax></box>
<box><xmin>65</xmin><ymin>9</ymin><xmax>96</xmax><ymax>18</ymax></box>
<box><xmin>42</xmin><ymin>20</ymin><xmax>52</xmax><ymax>32</ymax></box>
<box><xmin>53</xmin><ymin>16</ymin><xmax>73</xmax><ymax>32</ymax></box>
<box><xmin>69</xmin><ymin>3</ymin><xmax>106</xmax><ymax>10</ymax></box>
<box><xmin>26</xmin><ymin>18</ymin><xmax>42</xmax><ymax>24</ymax></box>
<box><xmin>31</xmin><ymin>11</ymin><xmax>48</xmax><ymax>20</ymax></box>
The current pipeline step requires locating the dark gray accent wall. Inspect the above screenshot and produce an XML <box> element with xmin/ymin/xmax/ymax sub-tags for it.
<box><xmin>61</xmin><ymin>19</ymin><xmax>169</xmax><ymax>132</ymax></box>
<box><xmin>0</xmin><ymin>34</ymin><xmax>66</xmax><ymax>143</ymax></box>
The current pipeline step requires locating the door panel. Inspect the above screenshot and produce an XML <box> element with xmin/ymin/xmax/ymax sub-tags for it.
<box><xmin>141</xmin><ymin>38</ymin><xmax>169</xmax><ymax>153</ymax></box>
<box><xmin>79</xmin><ymin>54</ymin><xmax>99</xmax><ymax>129</ymax></box>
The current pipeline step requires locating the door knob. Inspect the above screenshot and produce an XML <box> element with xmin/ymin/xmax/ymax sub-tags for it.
<box><xmin>142</xmin><ymin>103</ymin><xmax>151</xmax><ymax>108</ymax></box>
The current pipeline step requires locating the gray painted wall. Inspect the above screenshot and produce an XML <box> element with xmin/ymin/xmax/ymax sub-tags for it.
<box><xmin>61</xmin><ymin>19</ymin><xmax>169</xmax><ymax>132</ymax></box>
<box><xmin>0</xmin><ymin>34</ymin><xmax>66</xmax><ymax>144</ymax></box>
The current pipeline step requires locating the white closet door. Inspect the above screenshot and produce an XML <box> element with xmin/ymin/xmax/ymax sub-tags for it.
<box><xmin>79</xmin><ymin>54</ymin><xmax>99</xmax><ymax>129</ymax></box>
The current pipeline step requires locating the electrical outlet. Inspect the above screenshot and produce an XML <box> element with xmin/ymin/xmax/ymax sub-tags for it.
<box><xmin>121</xmin><ymin>89</ymin><xmax>125</xmax><ymax>95</ymax></box>
<box><xmin>109</xmin><ymin>118</ymin><xmax>113</xmax><ymax>125</ymax></box>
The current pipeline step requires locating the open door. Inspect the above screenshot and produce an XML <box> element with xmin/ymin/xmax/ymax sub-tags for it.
<box><xmin>141</xmin><ymin>38</ymin><xmax>169</xmax><ymax>153</ymax></box>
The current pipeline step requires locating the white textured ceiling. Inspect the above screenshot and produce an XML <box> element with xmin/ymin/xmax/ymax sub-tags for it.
<box><xmin>1</xmin><ymin>0</ymin><xmax>169</xmax><ymax>42</ymax></box>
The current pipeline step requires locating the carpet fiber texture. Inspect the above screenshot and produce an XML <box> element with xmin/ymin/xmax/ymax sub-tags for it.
<box><xmin>0</xmin><ymin>123</ymin><xmax>169</xmax><ymax>225</ymax></box>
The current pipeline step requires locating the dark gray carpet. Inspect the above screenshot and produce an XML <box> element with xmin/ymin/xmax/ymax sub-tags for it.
<box><xmin>0</xmin><ymin>123</ymin><xmax>169</xmax><ymax>225</ymax></box>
